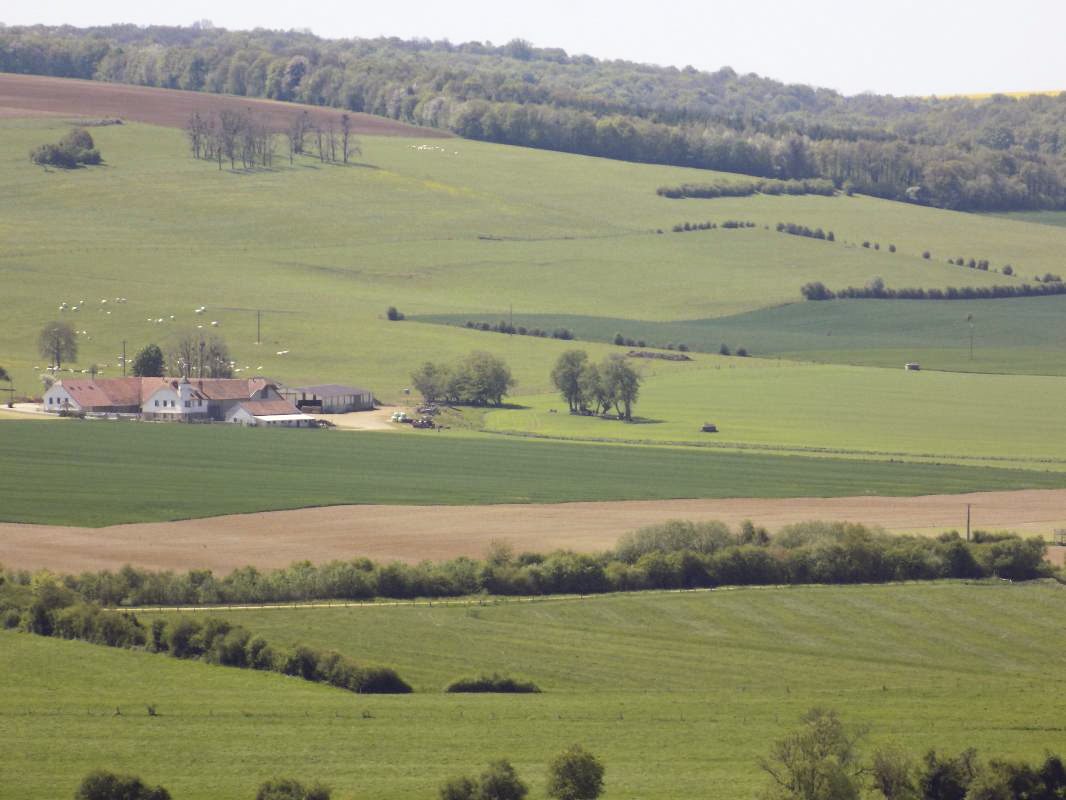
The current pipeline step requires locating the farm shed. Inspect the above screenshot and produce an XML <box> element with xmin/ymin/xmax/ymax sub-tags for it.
<box><xmin>279</xmin><ymin>384</ymin><xmax>374</xmax><ymax>413</ymax></box>
<box><xmin>226</xmin><ymin>399</ymin><xmax>316</xmax><ymax>427</ymax></box>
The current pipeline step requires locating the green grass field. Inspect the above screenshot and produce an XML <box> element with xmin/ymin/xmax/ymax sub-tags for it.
<box><xmin>3</xmin><ymin>581</ymin><xmax>1064</xmax><ymax>799</ymax></box>
<box><xmin>483</xmin><ymin>360</ymin><xmax>1066</xmax><ymax>468</ymax></box>
<box><xmin>6</xmin><ymin>420</ymin><xmax>1065</xmax><ymax>526</ymax></box>
<box><xmin>4</xmin><ymin>117</ymin><xmax>1066</xmax><ymax>404</ymax></box>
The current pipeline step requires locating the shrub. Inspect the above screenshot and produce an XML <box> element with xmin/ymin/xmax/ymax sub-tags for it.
<box><xmin>440</xmin><ymin>776</ymin><xmax>479</xmax><ymax>800</ymax></box>
<box><xmin>736</xmin><ymin>347</ymin><xmax>749</xmax><ymax>357</ymax></box>
<box><xmin>719</xmin><ymin>343</ymin><xmax>731</xmax><ymax>355</ymax></box>
<box><xmin>547</xmin><ymin>744</ymin><xmax>605</xmax><ymax>800</ymax></box>
<box><xmin>923</xmin><ymin>251</ymin><xmax>931</xmax><ymax>259</ymax></box>
<box><xmin>30</xmin><ymin>127</ymin><xmax>102</xmax><ymax>168</ymax></box>
<box><xmin>1002</xmin><ymin>264</ymin><xmax>1013</xmax><ymax>275</ymax></box>
<box><xmin>255</xmin><ymin>777</ymin><xmax>330</xmax><ymax>800</ymax></box>
<box><xmin>446</xmin><ymin>673</ymin><xmax>541</xmax><ymax>693</ymax></box>
<box><xmin>355</xmin><ymin>666</ymin><xmax>413</xmax><ymax>694</ymax></box>
<box><xmin>75</xmin><ymin>769</ymin><xmax>171</xmax><ymax>800</ymax></box>
<box><xmin>479</xmin><ymin>759</ymin><xmax>528</xmax><ymax>800</ymax></box>
<box><xmin>888</xmin><ymin>244</ymin><xmax>896</xmax><ymax>252</ymax></box>
<box><xmin>613</xmin><ymin>333</ymin><xmax>624</xmax><ymax>345</ymax></box>
<box><xmin>386</xmin><ymin>306</ymin><xmax>404</xmax><ymax>321</ymax></box>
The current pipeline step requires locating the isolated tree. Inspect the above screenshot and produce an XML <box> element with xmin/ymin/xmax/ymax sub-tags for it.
<box><xmin>601</xmin><ymin>355</ymin><xmax>640</xmax><ymax>420</ymax></box>
<box><xmin>551</xmin><ymin>349</ymin><xmax>589</xmax><ymax>412</ymax></box>
<box><xmin>131</xmin><ymin>344</ymin><xmax>165</xmax><ymax>377</ymax></box>
<box><xmin>37</xmin><ymin>320</ymin><xmax>77</xmax><ymax>370</ymax></box>
<box><xmin>760</xmin><ymin>708</ymin><xmax>867</xmax><ymax>800</ymax></box>
<box><xmin>75</xmin><ymin>769</ymin><xmax>171</xmax><ymax>800</ymax></box>
<box><xmin>547</xmin><ymin>744</ymin><xmax>605</xmax><ymax>800</ymax></box>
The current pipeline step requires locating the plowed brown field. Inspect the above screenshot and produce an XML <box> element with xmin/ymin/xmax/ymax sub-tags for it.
<box><xmin>2</xmin><ymin>489</ymin><xmax>1064</xmax><ymax>574</ymax></box>
<box><xmin>0</xmin><ymin>73</ymin><xmax>450</xmax><ymax>136</ymax></box>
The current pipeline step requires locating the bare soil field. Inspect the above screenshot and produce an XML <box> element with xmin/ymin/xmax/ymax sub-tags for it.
<box><xmin>2</xmin><ymin>489</ymin><xmax>1064</xmax><ymax>574</ymax></box>
<box><xmin>0</xmin><ymin>73</ymin><xmax>450</xmax><ymax>136</ymax></box>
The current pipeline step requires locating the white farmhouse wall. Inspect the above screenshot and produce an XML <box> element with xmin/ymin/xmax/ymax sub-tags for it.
<box><xmin>42</xmin><ymin>384</ymin><xmax>79</xmax><ymax>412</ymax></box>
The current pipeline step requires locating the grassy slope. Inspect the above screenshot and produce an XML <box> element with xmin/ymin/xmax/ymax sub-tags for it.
<box><xmin>4</xmin><ymin>118</ymin><xmax>1065</xmax><ymax>402</ymax></box>
<box><xmin>483</xmin><ymin>360</ymin><xmax>1066</xmax><ymax>467</ymax></box>
<box><xmin>421</xmin><ymin>292</ymin><xmax>1066</xmax><ymax>375</ymax></box>
<box><xmin>5</xmin><ymin>582</ymin><xmax>1065</xmax><ymax>799</ymax></box>
<box><xmin>5</xmin><ymin>420</ymin><xmax>1066</xmax><ymax>526</ymax></box>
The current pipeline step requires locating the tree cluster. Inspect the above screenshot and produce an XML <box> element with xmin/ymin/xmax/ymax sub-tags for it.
<box><xmin>443</xmin><ymin>745</ymin><xmax>603</xmax><ymax>800</ymax></box>
<box><xmin>445</xmin><ymin>673</ymin><xmax>541</xmax><ymax>693</ymax></box>
<box><xmin>1</xmin><ymin>576</ymin><xmax>411</xmax><ymax>694</ymax></box>
<box><xmin>10</xmin><ymin>25</ymin><xmax>1066</xmax><ymax>209</ymax></box>
<box><xmin>7</xmin><ymin>522</ymin><xmax>1049</xmax><ymax>612</ymax></box>
<box><xmin>168</xmin><ymin>332</ymin><xmax>232</xmax><ymax>378</ymax></box>
<box><xmin>551</xmin><ymin>350</ymin><xmax>642</xmax><ymax>420</ymax></box>
<box><xmin>672</xmin><ymin>219</ymin><xmax>756</xmax><ymax>232</ymax></box>
<box><xmin>411</xmin><ymin>351</ymin><xmax>515</xmax><ymax>406</ymax></box>
<box><xmin>658</xmin><ymin>178</ymin><xmax>835</xmax><ymax>199</ymax></box>
<box><xmin>30</xmin><ymin>126</ymin><xmax>102</xmax><ymax>168</ymax></box>
<box><xmin>802</xmin><ymin>279</ymin><xmax>1066</xmax><ymax>301</ymax></box>
<box><xmin>463</xmin><ymin>320</ymin><xmax>573</xmax><ymax>340</ymax></box>
<box><xmin>74</xmin><ymin>771</ymin><xmax>333</xmax><ymax>800</ymax></box>
<box><xmin>764</xmin><ymin>708</ymin><xmax>1066</xmax><ymax>800</ymax></box>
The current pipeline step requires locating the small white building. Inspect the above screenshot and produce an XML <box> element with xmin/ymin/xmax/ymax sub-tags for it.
<box><xmin>279</xmin><ymin>384</ymin><xmax>374</xmax><ymax>413</ymax></box>
<box><xmin>226</xmin><ymin>399</ymin><xmax>316</xmax><ymax>427</ymax></box>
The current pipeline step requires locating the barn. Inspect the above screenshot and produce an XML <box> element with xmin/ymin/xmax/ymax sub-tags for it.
<box><xmin>279</xmin><ymin>384</ymin><xmax>374</xmax><ymax>413</ymax></box>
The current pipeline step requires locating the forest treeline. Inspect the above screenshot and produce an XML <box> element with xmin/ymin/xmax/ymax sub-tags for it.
<box><xmin>4</xmin><ymin>24</ymin><xmax>1066</xmax><ymax>210</ymax></box>
<box><xmin>0</xmin><ymin>521</ymin><xmax>1052</xmax><ymax>608</ymax></box>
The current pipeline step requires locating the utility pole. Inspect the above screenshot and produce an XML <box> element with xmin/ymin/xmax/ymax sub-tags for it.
<box><xmin>122</xmin><ymin>340</ymin><xmax>127</xmax><ymax>376</ymax></box>
<box><xmin>198</xmin><ymin>339</ymin><xmax>205</xmax><ymax>379</ymax></box>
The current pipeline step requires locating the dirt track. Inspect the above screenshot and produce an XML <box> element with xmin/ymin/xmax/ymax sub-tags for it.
<box><xmin>0</xmin><ymin>73</ymin><xmax>450</xmax><ymax>137</ymax></box>
<box><xmin>2</xmin><ymin>489</ymin><xmax>1065</xmax><ymax>574</ymax></box>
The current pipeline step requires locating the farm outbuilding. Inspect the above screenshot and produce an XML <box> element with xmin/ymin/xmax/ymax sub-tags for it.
<box><xmin>279</xmin><ymin>384</ymin><xmax>374</xmax><ymax>413</ymax></box>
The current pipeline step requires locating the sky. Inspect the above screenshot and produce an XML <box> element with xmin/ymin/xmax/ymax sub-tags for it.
<box><xmin>3</xmin><ymin>0</ymin><xmax>1065</xmax><ymax>97</ymax></box>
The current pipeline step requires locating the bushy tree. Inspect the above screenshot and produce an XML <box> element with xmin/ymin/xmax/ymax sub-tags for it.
<box><xmin>551</xmin><ymin>350</ymin><xmax>589</xmax><ymax>412</ymax></box>
<box><xmin>547</xmin><ymin>744</ymin><xmax>605</xmax><ymax>800</ymax></box>
<box><xmin>38</xmin><ymin>320</ymin><xmax>78</xmax><ymax>369</ymax></box>
<box><xmin>131</xmin><ymin>344</ymin><xmax>165</xmax><ymax>377</ymax></box>
<box><xmin>601</xmin><ymin>355</ymin><xmax>640</xmax><ymax>420</ymax></box>
<box><xmin>761</xmin><ymin>708</ymin><xmax>867</xmax><ymax>800</ymax></box>
<box><xmin>75</xmin><ymin>769</ymin><xmax>171</xmax><ymax>800</ymax></box>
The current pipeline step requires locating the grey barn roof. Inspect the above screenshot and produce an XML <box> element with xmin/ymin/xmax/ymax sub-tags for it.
<box><xmin>287</xmin><ymin>384</ymin><xmax>372</xmax><ymax>396</ymax></box>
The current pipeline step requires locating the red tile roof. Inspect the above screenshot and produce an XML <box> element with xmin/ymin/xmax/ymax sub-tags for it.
<box><xmin>58</xmin><ymin>377</ymin><xmax>276</xmax><ymax>410</ymax></box>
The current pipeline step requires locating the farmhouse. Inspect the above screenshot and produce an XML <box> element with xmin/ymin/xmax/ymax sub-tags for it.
<box><xmin>42</xmin><ymin>376</ymin><xmax>315</xmax><ymax>426</ymax></box>
<box><xmin>278</xmin><ymin>384</ymin><xmax>374</xmax><ymax>413</ymax></box>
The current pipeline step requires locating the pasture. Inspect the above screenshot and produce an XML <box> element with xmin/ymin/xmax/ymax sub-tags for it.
<box><xmin>3</xmin><ymin>581</ymin><xmax>1064</xmax><ymax>799</ymax></box>
<box><xmin>5</xmin><ymin>421</ymin><xmax>1066</xmax><ymax>527</ymax></box>
<box><xmin>484</xmin><ymin>360</ymin><xmax>1066</xmax><ymax>469</ymax></box>
<box><xmin>4</xmin><ymin>115</ymin><xmax>1066</xmax><ymax>404</ymax></box>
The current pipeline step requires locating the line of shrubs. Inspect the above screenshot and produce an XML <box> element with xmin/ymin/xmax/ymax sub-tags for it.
<box><xmin>776</xmin><ymin>222</ymin><xmax>836</xmax><ymax>241</ymax></box>
<box><xmin>445</xmin><ymin>673</ymin><xmax>541</xmax><ymax>693</ymax></box>
<box><xmin>801</xmin><ymin>279</ymin><xmax>1066</xmax><ymax>301</ymax></box>
<box><xmin>3</xmin><ymin>521</ymin><xmax>1050</xmax><ymax>610</ymax></box>
<box><xmin>656</xmin><ymin>178</ymin><xmax>835</xmax><ymax>199</ymax></box>
<box><xmin>670</xmin><ymin>220</ymin><xmax>758</xmax><ymax>232</ymax></box>
<box><xmin>463</xmin><ymin>320</ymin><xmax>574</xmax><ymax>339</ymax></box>
<box><xmin>75</xmin><ymin>770</ymin><xmax>331</xmax><ymax>800</ymax></box>
<box><xmin>0</xmin><ymin>579</ymin><xmax>411</xmax><ymax>694</ymax></box>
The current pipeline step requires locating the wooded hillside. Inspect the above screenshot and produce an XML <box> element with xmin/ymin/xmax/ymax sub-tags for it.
<box><xmin>3</xmin><ymin>23</ymin><xmax>1066</xmax><ymax>210</ymax></box>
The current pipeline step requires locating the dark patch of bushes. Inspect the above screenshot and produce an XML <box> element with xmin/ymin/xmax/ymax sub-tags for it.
<box><xmin>386</xmin><ymin>306</ymin><xmax>405</xmax><ymax>321</ymax></box>
<box><xmin>671</xmin><ymin>219</ymin><xmax>756</xmax><ymax>232</ymax></box>
<box><xmin>446</xmin><ymin>673</ymin><xmax>542</xmax><ymax>693</ymax></box>
<box><xmin>802</xmin><ymin>280</ymin><xmax>1066</xmax><ymax>301</ymax></box>
<box><xmin>463</xmin><ymin>320</ymin><xmax>571</xmax><ymax>340</ymax></box>
<box><xmin>658</xmin><ymin>178</ymin><xmax>835</xmax><ymax>199</ymax></box>
<box><xmin>75</xmin><ymin>769</ymin><xmax>170</xmax><ymax>800</ymax></box>
<box><xmin>776</xmin><ymin>222</ymin><xmax>833</xmax><ymax>241</ymax></box>
<box><xmin>30</xmin><ymin>127</ymin><xmax>102</xmax><ymax>168</ymax></box>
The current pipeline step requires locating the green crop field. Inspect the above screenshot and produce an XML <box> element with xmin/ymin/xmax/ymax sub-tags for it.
<box><xmin>4</xmin><ymin>116</ymin><xmax>1066</xmax><ymax>404</ymax></box>
<box><xmin>4</xmin><ymin>581</ymin><xmax>1064</xmax><ymax>799</ymax></box>
<box><xmin>6</xmin><ymin>420</ymin><xmax>1065</xmax><ymax>526</ymax></box>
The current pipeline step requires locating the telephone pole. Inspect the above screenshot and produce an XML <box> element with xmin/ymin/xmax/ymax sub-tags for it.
<box><xmin>122</xmin><ymin>340</ymin><xmax>127</xmax><ymax>376</ymax></box>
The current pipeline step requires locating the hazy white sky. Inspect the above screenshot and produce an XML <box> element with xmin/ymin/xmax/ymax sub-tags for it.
<box><xmin>3</xmin><ymin>0</ymin><xmax>1063</xmax><ymax>97</ymax></box>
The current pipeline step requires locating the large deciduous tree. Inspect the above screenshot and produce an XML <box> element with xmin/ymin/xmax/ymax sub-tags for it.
<box><xmin>760</xmin><ymin>708</ymin><xmax>867</xmax><ymax>800</ymax></box>
<box><xmin>37</xmin><ymin>321</ymin><xmax>77</xmax><ymax>370</ymax></box>
<box><xmin>131</xmin><ymin>344</ymin><xmax>165</xmax><ymax>377</ymax></box>
<box><xmin>551</xmin><ymin>350</ymin><xmax>589</xmax><ymax>413</ymax></box>
<box><xmin>600</xmin><ymin>355</ymin><xmax>641</xmax><ymax>420</ymax></box>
